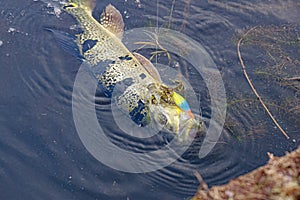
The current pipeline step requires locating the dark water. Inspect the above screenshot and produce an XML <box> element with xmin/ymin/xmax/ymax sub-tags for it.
<box><xmin>0</xmin><ymin>0</ymin><xmax>299</xmax><ymax>199</ymax></box>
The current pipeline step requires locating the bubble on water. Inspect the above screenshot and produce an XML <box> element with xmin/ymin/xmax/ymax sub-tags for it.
<box><xmin>53</xmin><ymin>6</ymin><xmax>62</xmax><ymax>17</ymax></box>
<box><xmin>135</xmin><ymin>0</ymin><xmax>142</xmax><ymax>8</ymax></box>
<box><xmin>8</xmin><ymin>27</ymin><xmax>16</xmax><ymax>33</ymax></box>
<box><xmin>43</xmin><ymin>1</ymin><xmax>63</xmax><ymax>18</ymax></box>
<box><xmin>0</xmin><ymin>40</ymin><xmax>3</xmax><ymax>47</ymax></box>
<box><xmin>7</xmin><ymin>27</ymin><xmax>29</xmax><ymax>36</ymax></box>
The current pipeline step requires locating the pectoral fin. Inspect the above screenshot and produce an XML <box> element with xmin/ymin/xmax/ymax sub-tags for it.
<box><xmin>45</xmin><ymin>28</ymin><xmax>84</xmax><ymax>60</ymax></box>
<box><xmin>100</xmin><ymin>4</ymin><xmax>124</xmax><ymax>39</ymax></box>
<box><xmin>133</xmin><ymin>52</ymin><xmax>162</xmax><ymax>82</ymax></box>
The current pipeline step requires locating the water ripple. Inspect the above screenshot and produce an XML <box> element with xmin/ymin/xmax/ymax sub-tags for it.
<box><xmin>1</xmin><ymin>0</ymin><xmax>299</xmax><ymax>200</ymax></box>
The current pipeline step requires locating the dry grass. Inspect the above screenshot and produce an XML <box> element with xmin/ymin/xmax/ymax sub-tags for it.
<box><xmin>192</xmin><ymin>145</ymin><xmax>300</xmax><ymax>200</ymax></box>
<box><xmin>237</xmin><ymin>26</ymin><xmax>290</xmax><ymax>139</ymax></box>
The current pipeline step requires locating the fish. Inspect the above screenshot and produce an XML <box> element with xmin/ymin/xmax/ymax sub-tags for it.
<box><xmin>49</xmin><ymin>0</ymin><xmax>203</xmax><ymax>139</ymax></box>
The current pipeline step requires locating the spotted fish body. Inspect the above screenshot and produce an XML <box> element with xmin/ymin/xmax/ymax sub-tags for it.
<box><xmin>57</xmin><ymin>0</ymin><xmax>202</xmax><ymax>136</ymax></box>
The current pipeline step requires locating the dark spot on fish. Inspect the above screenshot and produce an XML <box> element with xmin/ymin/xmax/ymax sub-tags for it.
<box><xmin>122</xmin><ymin>78</ymin><xmax>134</xmax><ymax>86</ymax></box>
<box><xmin>82</xmin><ymin>39</ymin><xmax>98</xmax><ymax>53</ymax></box>
<box><xmin>140</xmin><ymin>73</ymin><xmax>146</xmax><ymax>79</ymax></box>
<box><xmin>92</xmin><ymin>59</ymin><xmax>114</xmax><ymax>75</ymax></box>
<box><xmin>119</xmin><ymin>55</ymin><xmax>133</xmax><ymax>61</ymax></box>
<box><xmin>63</xmin><ymin>4</ymin><xmax>76</xmax><ymax>9</ymax></box>
<box><xmin>76</xmin><ymin>28</ymin><xmax>84</xmax><ymax>35</ymax></box>
<box><xmin>97</xmin><ymin>79</ymin><xmax>115</xmax><ymax>98</ymax></box>
<box><xmin>129</xmin><ymin>100</ymin><xmax>149</xmax><ymax>127</ymax></box>
<box><xmin>113</xmin><ymin>78</ymin><xmax>134</xmax><ymax>95</ymax></box>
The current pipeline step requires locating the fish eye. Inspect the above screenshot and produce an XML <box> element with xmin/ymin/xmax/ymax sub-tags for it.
<box><xmin>157</xmin><ymin>113</ymin><xmax>167</xmax><ymax>126</ymax></box>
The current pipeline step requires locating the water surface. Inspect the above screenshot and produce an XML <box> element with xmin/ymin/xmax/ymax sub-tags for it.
<box><xmin>0</xmin><ymin>0</ymin><xmax>299</xmax><ymax>199</ymax></box>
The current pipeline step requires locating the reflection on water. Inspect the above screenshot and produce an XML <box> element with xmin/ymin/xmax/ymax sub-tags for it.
<box><xmin>0</xmin><ymin>0</ymin><xmax>299</xmax><ymax>199</ymax></box>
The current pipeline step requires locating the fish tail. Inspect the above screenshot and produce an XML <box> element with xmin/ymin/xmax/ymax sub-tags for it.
<box><xmin>63</xmin><ymin>0</ymin><xmax>96</xmax><ymax>12</ymax></box>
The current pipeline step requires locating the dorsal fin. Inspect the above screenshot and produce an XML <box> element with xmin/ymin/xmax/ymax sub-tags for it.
<box><xmin>133</xmin><ymin>52</ymin><xmax>162</xmax><ymax>82</ymax></box>
<box><xmin>100</xmin><ymin>4</ymin><xmax>124</xmax><ymax>39</ymax></box>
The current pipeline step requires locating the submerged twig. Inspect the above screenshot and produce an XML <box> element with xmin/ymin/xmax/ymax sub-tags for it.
<box><xmin>284</xmin><ymin>77</ymin><xmax>300</xmax><ymax>81</ymax></box>
<box><xmin>134</xmin><ymin>31</ymin><xmax>172</xmax><ymax>65</ymax></box>
<box><xmin>167</xmin><ymin>0</ymin><xmax>176</xmax><ymax>29</ymax></box>
<box><xmin>237</xmin><ymin>27</ymin><xmax>290</xmax><ymax>139</ymax></box>
<box><xmin>194</xmin><ymin>171</ymin><xmax>209</xmax><ymax>192</ymax></box>
<box><xmin>288</xmin><ymin>106</ymin><xmax>300</xmax><ymax>113</ymax></box>
<box><xmin>180</xmin><ymin>0</ymin><xmax>191</xmax><ymax>31</ymax></box>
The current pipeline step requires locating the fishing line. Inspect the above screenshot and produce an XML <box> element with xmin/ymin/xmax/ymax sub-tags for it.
<box><xmin>155</xmin><ymin>0</ymin><xmax>159</xmax><ymax>66</ymax></box>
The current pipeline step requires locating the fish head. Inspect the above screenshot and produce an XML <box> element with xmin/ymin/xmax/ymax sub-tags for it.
<box><xmin>150</xmin><ymin>103</ymin><xmax>204</xmax><ymax>140</ymax></box>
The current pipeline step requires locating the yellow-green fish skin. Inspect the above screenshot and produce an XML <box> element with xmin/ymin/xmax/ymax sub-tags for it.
<box><xmin>63</xmin><ymin>2</ymin><xmax>160</xmax><ymax>125</ymax></box>
<box><xmin>61</xmin><ymin>0</ymin><xmax>202</xmax><ymax>135</ymax></box>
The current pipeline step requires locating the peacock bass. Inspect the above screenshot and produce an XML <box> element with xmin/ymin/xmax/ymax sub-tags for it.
<box><xmin>50</xmin><ymin>0</ymin><xmax>203</xmax><ymax>139</ymax></box>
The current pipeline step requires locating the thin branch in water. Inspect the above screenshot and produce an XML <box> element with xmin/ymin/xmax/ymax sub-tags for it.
<box><xmin>194</xmin><ymin>171</ymin><xmax>209</xmax><ymax>192</ymax></box>
<box><xmin>167</xmin><ymin>0</ymin><xmax>176</xmax><ymax>29</ymax></box>
<box><xmin>288</xmin><ymin>106</ymin><xmax>300</xmax><ymax>113</ymax></box>
<box><xmin>180</xmin><ymin>0</ymin><xmax>191</xmax><ymax>31</ymax></box>
<box><xmin>284</xmin><ymin>77</ymin><xmax>300</xmax><ymax>81</ymax></box>
<box><xmin>237</xmin><ymin>26</ymin><xmax>290</xmax><ymax>139</ymax></box>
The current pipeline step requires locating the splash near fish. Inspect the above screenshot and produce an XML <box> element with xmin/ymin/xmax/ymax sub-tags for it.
<box><xmin>49</xmin><ymin>0</ymin><xmax>203</xmax><ymax>140</ymax></box>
